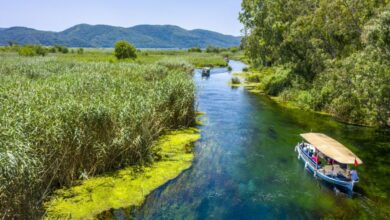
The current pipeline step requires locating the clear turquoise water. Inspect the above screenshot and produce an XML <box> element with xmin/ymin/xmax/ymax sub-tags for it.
<box><xmin>102</xmin><ymin>61</ymin><xmax>389</xmax><ymax>219</ymax></box>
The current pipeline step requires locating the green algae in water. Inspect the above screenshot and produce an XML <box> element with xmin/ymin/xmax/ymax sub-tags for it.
<box><xmin>44</xmin><ymin>128</ymin><xmax>200</xmax><ymax>219</ymax></box>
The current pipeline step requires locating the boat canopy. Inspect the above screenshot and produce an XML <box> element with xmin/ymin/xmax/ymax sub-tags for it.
<box><xmin>300</xmin><ymin>133</ymin><xmax>363</xmax><ymax>165</ymax></box>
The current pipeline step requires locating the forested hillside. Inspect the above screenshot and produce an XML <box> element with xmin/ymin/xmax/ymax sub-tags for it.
<box><xmin>240</xmin><ymin>0</ymin><xmax>389</xmax><ymax>126</ymax></box>
<box><xmin>0</xmin><ymin>24</ymin><xmax>241</xmax><ymax>48</ymax></box>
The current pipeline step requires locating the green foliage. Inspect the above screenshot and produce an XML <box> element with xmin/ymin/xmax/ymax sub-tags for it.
<box><xmin>240</xmin><ymin>0</ymin><xmax>390</xmax><ymax>126</ymax></box>
<box><xmin>45</xmin><ymin>128</ymin><xmax>200</xmax><ymax>219</ymax></box>
<box><xmin>53</xmin><ymin>45</ymin><xmax>69</xmax><ymax>53</ymax></box>
<box><xmin>188</xmin><ymin>47</ymin><xmax>202</xmax><ymax>52</ymax></box>
<box><xmin>231</xmin><ymin>76</ymin><xmax>241</xmax><ymax>84</ymax></box>
<box><xmin>206</xmin><ymin>46</ymin><xmax>221</xmax><ymax>53</ymax></box>
<box><xmin>114</xmin><ymin>40</ymin><xmax>137</xmax><ymax>59</ymax></box>
<box><xmin>0</xmin><ymin>56</ymin><xmax>195</xmax><ymax>218</ymax></box>
<box><xmin>54</xmin><ymin>49</ymin><xmax>227</xmax><ymax>67</ymax></box>
<box><xmin>18</xmin><ymin>45</ymin><xmax>36</xmax><ymax>56</ymax></box>
<box><xmin>77</xmin><ymin>48</ymin><xmax>84</xmax><ymax>54</ymax></box>
<box><xmin>260</xmin><ymin>67</ymin><xmax>293</xmax><ymax>96</ymax></box>
<box><xmin>18</xmin><ymin>45</ymin><xmax>47</xmax><ymax>56</ymax></box>
<box><xmin>246</xmin><ymin>74</ymin><xmax>260</xmax><ymax>83</ymax></box>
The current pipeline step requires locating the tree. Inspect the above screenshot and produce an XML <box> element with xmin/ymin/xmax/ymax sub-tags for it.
<box><xmin>35</xmin><ymin>45</ymin><xmax>47</xmax><ymax>56</ymax></box>
<box><xmin>114</xmin><ymin>40</ymin><xmax>137</xmax><ymax>59</ymax></box>
<box><xmin>77</xmin><ymin>48</ymin><xmax>84</xmax><ymax>54</ymax></box>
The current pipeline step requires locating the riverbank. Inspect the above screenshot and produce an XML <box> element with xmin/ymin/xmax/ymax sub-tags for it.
<box><xmin>44</xmin><ymin>128</ymin><xmax>200</xmax><ymax>219</ymax></box>
<box><xmin>232</xmin><ymin>70</ymin><xmax>389</xmax><ymax>128</ymax></box>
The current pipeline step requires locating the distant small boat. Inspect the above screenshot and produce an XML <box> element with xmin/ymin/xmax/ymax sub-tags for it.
<box><xmin>295</xmin><ymin>133</ymin><xmax>362</xmax><ymax>191</ymax></box>
<box><xmin>202</xmin><ymin>67</ymin><xmax>211</xmax><ymax>77</ymax></box>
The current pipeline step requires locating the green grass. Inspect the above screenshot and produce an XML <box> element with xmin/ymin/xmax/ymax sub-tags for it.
<box><xmin>55</xmin><ymin>49</ymin><xmax>228</xmax><ymax>67</ymax></box>
<box><xmin>0</xmin><ymin>55</ymin><xmax>196</xmax><ymax>218</ymax></box>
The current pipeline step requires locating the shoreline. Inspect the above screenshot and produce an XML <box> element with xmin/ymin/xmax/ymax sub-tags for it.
<box><xmin>44</xmin><ymin>127</ymin><xmax>201</xmax><ymax>219</ymax></box>
<box><xmin>232</xmin><ymin>71</ymin><xmax>384</xmax><ymax>129</ymax></box>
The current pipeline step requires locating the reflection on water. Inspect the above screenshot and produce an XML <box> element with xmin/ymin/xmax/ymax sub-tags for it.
<box><xmin>106</xmin><ymin>61</ymin><xmax>390</xmax><ymax>219</ymax></box>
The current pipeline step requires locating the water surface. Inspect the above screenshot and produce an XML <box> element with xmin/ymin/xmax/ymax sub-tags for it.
<box><xmin>110</xmin><ymin>61</ymin><xmax>390</xmax><ymax>219</ymax></box>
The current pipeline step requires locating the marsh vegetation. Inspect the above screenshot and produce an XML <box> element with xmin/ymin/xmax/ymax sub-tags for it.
<box><xmin>0</xmin><ymin>52</ymin><xmax>201</xmax><ymax>218</ymax></box>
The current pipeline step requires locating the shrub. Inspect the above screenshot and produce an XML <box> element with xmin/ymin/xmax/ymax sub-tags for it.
<box><xmin>77</xmin><ymin>48</ymin><xmax>84</xmax><ymax>54</ymax></box>
<box><xmin>260</xmin><ymin>66</ymin><xmax>292</xmax><ymax>96</ymax></box>
<box><xmin>114</xmin><ymin>40</ymin><xmax>137</xmax><ymax>59</ymax></box>
<box><xmin>18</xmin><ymin>46</ymin><xmax>36</xmax><ymax>56</ymax></box>
<box><xmin>35</xmin><ymin>46</ymin><xmax>47</xmax><ymax>56</ymax></box>
<box><xmin>231</xmin><ymin>77</ymin><xmax>241</xmax><ymax>84</ymax></box>
<box><xmin>18</xmin><ymin>45</ymin><xmax>47</xmax><ymax>57</ymax></box>
<box><xmin>206</xmin><ymin>46</ymin><xmax>220</xmax><ymax>53</ymax></box>
<box><xmin>246</xmin><ymin>74</ymin><xmax>260</xmax><ymax>83</ymax></box>
<box><xmin>188</xmin><ymin>47</ymin><xmax>202</xmax><ymax>53</ymax></box>
<box><xmin>53</xmin><ymin>45</ymin><xmax>69</xmax><ymax>53</ymax></box>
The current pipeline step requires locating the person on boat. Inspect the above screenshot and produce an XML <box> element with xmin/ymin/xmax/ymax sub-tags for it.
<box><xmin>350</xmin><ymin>170</ymin><xmax>359</xmax><ymax>181</ymax></box>
<box><xmin>302</xmin><ymin>143</ymin><xmax>308</xmax><ymax>153</ymax></box>
<box><xmin>311</xmin><ymin>153</ymin><xmax>319</xmax><ymax>164</ymax></box>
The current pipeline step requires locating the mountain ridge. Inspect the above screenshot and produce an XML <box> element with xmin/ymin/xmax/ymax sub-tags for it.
<box><xmin>0</xmin><ymin>24</ymin><xmax>241</xmax><ymax>48</ymax></box>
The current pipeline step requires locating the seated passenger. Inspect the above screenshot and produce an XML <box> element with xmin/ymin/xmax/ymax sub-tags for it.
<box><xmin>311</xmin><ymin>153</ymin><xmax>318</xmax><ymax>164</ymax></box>
<box><xmin>350</xmin><ymin>170</ymin><xmax>359</xmax><ymax>181</ymax></box>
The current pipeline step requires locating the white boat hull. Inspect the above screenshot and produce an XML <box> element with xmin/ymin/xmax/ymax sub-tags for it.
<box><xmin>295</xmin><ymin>144</ymin><xmax>356</xmax><ymax>191</ymax></box>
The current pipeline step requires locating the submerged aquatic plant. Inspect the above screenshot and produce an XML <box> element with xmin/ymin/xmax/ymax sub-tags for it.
<box><xmin>44</xmin><ymin>128</ymin><xmax>200</xmax><ymax>219</ymax></box>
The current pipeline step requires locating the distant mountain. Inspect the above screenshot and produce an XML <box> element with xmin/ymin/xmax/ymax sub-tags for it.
<box><xmin>0</xmin><ymin>24</ymin><xmax>241</xmax><ymax>48</ymax></box>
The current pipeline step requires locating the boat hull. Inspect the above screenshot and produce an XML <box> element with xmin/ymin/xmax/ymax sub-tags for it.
<box><xmin>295</xmin><ymin>144</ymin><xmax>356</xmax><ymax>191</ymax></box>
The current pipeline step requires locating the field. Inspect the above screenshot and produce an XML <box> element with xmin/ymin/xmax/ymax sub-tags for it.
<box><xmin>0</xmin><ymin>47</ymin><xmax>231</xmax><ymax>67</ymax></box>
<box><xmin>64</xmin><ymin>50</ymin><xmax>228</xmax><ymax>67</ymax></box>
<box><xmin>0</xmin><ymin>50</ymin><xmax>214</xmax><ymax>218</ymax></box>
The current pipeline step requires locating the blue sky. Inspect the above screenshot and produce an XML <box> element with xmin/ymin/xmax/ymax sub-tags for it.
<box><xmin>0</xmin><ymin>0</ymin><xmax>243</xmax><ymax>36</ymax></box>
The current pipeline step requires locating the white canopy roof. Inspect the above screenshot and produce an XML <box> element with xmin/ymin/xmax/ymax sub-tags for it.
<box><xmin>301</xmin><ymin>133</ymin><xmax>363</xmax><ymax>165</ymax></box>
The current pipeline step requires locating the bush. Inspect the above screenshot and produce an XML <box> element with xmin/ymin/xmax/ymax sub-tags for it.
<box><xmin>77</xmin><ymin>48</ymin><xmax>84</xmax><ymax>54</ymax></box>
<box><xmin>206</xmin><ymin>46</ymin><xmax>220</xmax><ymax>53</ymax></box>
<box><xmin>230</xmin><ymin>47</ymin><xmax>239</xmax><ymax>53</ymax></box>
<box><xmin>18</xmin><ymin>45</ymin><xmax>47</xmax><ymax>57</ymax></box>
<box><xmin>18</xmin><ymin>46</ymin><xmax>36</xmax><ymax>56</ymax></box>
<box><xmin>35</xmin><ymin>46</ymin><xmax>47</xmax><ymax>56</ymax></box>
<box><xmin>53</xmin><ymin>45</ymin><xmax>69</xmax><ymax>53</ymax></box>
<box><xmin>246</xmin><ymin>74</ymin><xmax>260</xmax><ymax>83</ymax></box>
<box><xmin>260</xmin><ymin>66</ymin><xmax>292</xmax><ymax>96</ymax></box>
<box><xmin>188</xmin><ymin>47</ymin><xmax>202</xmax><ymax>53</ymax></box>
<box><xmin>231</xmin><ymin>77</ymin><xmax>241</xmax><ymax>84</ymax></box>
<box><xmin>114</xmin><ymin>40</ymin><xmax>137</xmax><ymax>59</ymax></box>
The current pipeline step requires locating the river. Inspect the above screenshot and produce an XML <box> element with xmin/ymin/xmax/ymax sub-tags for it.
<box><xmin>108</xmin><ymin>61</ymin><xmax>389</xmax><ymax>219</ymax></box>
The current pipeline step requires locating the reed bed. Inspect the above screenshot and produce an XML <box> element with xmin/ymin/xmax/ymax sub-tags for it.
<box><xmin>0</xmin><ymin>56</ymin><xmax>196</xmax><ymax>218</ymax></box>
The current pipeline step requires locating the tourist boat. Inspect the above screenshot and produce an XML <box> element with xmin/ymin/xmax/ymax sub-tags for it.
<box><xmin>295</xmin><ymin>133</ymin><xmax>363</xmax><ymax>191</ymax></box>
<box><xmin>202</xmin><ymin>67</ymin><xmax>211</xmax><ymax>77</ymax></box>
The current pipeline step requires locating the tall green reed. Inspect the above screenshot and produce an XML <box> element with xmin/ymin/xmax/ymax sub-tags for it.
<box><xmin>0</xmin><ymin>56</ymin><xmax>196</xmax><ymax>218</ymax></box>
